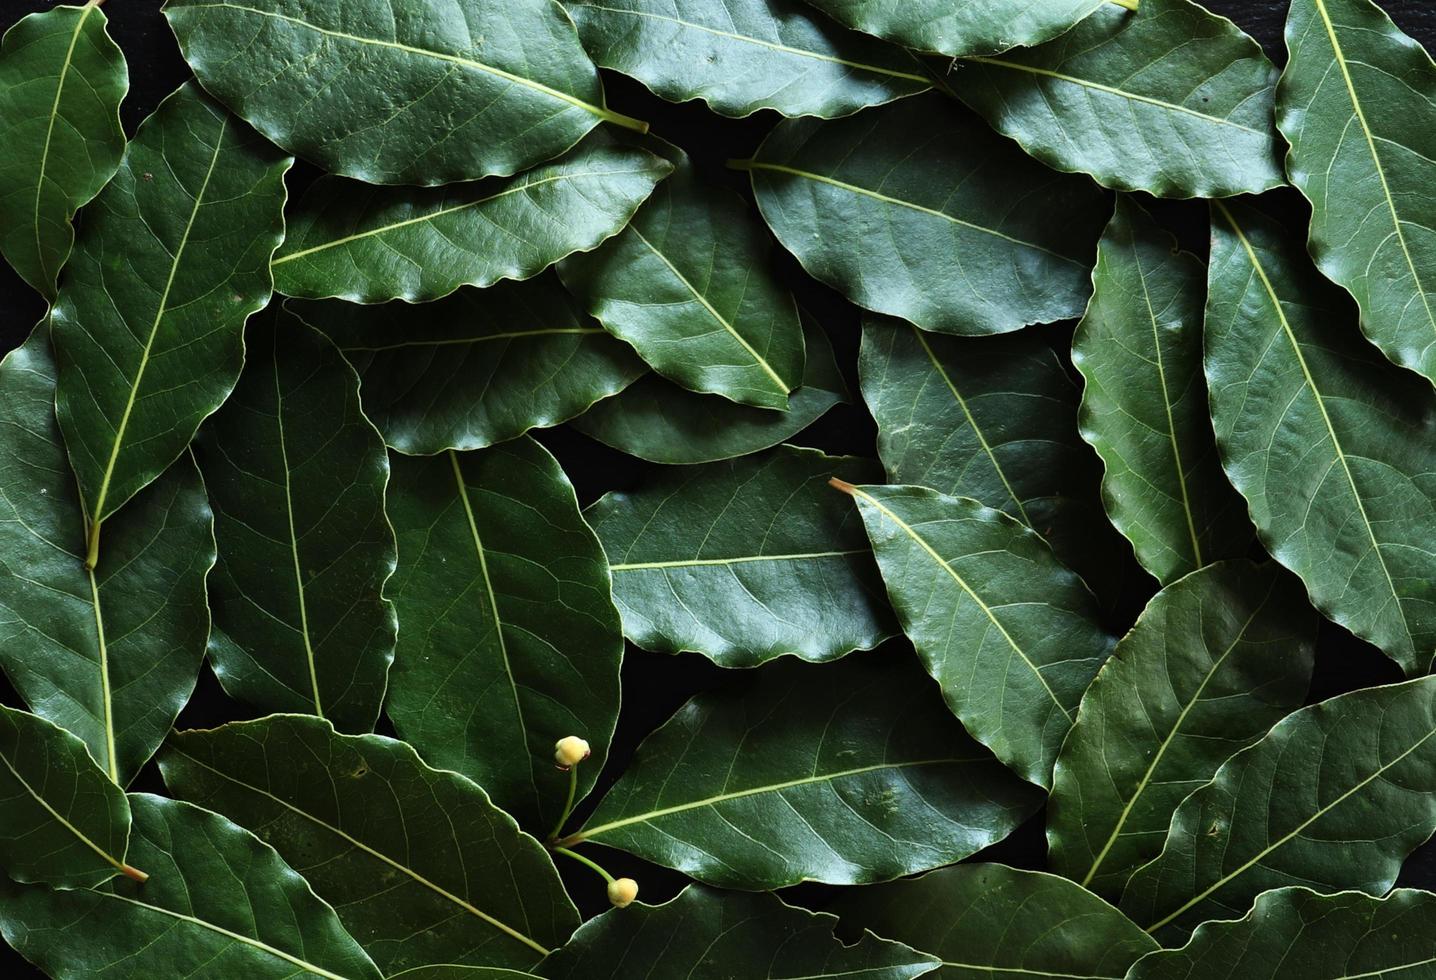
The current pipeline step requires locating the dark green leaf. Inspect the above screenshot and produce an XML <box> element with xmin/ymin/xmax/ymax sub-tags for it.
<box><xmin>1278</xmin><ymin>0</ymin><xmax>1436</xmax><ymax>382</ymax></box>
<box><xmin>1074</xmin><ymin>197</ymin><xmax>1251</xmax><ymax>584</ymax></box>
<box><xmin>842</xmin><ymin>482</ymin><xmax>1113</xmax><ymax>788</ymax></box>
<box><xmin>800</xmin><ymin>0</ymin><xmax>1105</xmax><ymax>58</ymax></box>
<box><xmin>272</xmin><ymin>134</ymin><xmax>671</xmax><ymax>303</ymax></box>
<box><xmin>567</xmin><ymin>0</ymin><xmax>929</xmax><ymax>118</ymax></box>
<box><xmin>51</xmin><ymin>83</ymin><xmax>290</xmax><ymax>535</ymax></box>
<box><xmin>955</xmin><ymin>0</ymin><xmax>1283</xmax><ymax>198</ymax></box>
<box><xmin>0</xmin><ymin>794</ymin><xmax>382</xmax><ymax>980</ymax></box>
<box><xmin>292</xmin><ymin>274</ymin><xmax>645</xmax><ymax>455</ymax></box>
<box><xmin>1206</xmin><ymin>199</ymin><xmax>1436</xmax><ymax>674</ymax></box>
<box><xmin>385</xmin><ymin>438</ymin><xmax>622</xmax><ymax>833</ymax></box>
<box><xmin>586</xmin><ymin>445</ymin><xmax>894</xmax><ymax>667</ymax></box>
<box><xmin>160</xmin><ymin>715</ymin><xmax>578</xmax><ymax>974</ymax></box>
<box><xmin>830</xmin><ymin>864</ymin><xmax>1158</xmax><ymax>980</ymax></box>
<box><xmin>740</xmin><ymin>94</ymin><xmax>1108</xmax><ymax>336</ymax></box>
<box><xmin>1047</xmin><ymin>561</ymin><xmax>1315</xmax><ymax>901</ymax></box>
<box><xmin>0</xmin><ymin>2</ymin><xmax>127</xmax><ymax>299</ymax></box>
<box><xmin>194</xmin><ymin>311</ymin><xmax>396</xmax><ymax>732</ymax></box>
<box><xmin>393</xmin><ymin>970</ymin><xmax>541</xmax><ymax>980</ymax></box>
<box><xmin>561</xmin><ymin>653</ymin><xmax>1041</xmax><ymax>889</ymax></box>
<box><xmin>164</xmin><ymin>0</ymin><xmax>645</xmax><ymax>185</ymax></box>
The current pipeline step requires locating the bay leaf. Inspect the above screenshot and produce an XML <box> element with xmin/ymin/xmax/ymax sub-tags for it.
<box><xmin>0</xmin><ymin>1</ymin><xmax>127</xmax><ymax>299</ymax></box>
<box><xmin>160</xmin><ymin>715</ymin><xmax>578</xmax><ymax>974</ymax></box>
<box><xmin>50</xmin><ymin>82</ymin><xmax>290</xmax><ymax>550</ymax></box>
<box><xmin>0</xmin><ymin>794</ymin><xmax>382</xmax><ymax>980</ymax></box>
<box><xmin>1047</xmin><ymin>560</ymin><xmax>1316</xmax><ymax>901</ymax></box>
<box><xmin>558</xmin><ymin>652</ymin><xmax>1041</xmax><ymax>889</ymax></box>
<box><xmin>385</xmin><ymin>437</ymin><xmax>622</xmax><ymax>833</ymax></box>
<box><xmin>164</xmin><ymin>0</ymin><xmax>646</xmax><ymax>185</ymax></box>
<box><xmin>800</xmin><ymin>0</ymin><xmax>1105</xmax><ymax>59</ymax></box>
<box><xmin>1121</xmin><ymin>674</ymin><xmax>1436</xmax><ymax>942</ymax></box>
<box><xmin>955</xmin><ymin>0</ymin><xmax>1283</xmax><ymax>199</ymax></box>
<box><xmin>292</xmin><ymin>273</ymin><xmax>645</xmax><ymax>455</ymax></box>
<box><xmin>739</xmin><ymin>94</ymin><xmax>1109</xmax><ymax>336</ymax></box>
<box><xmin>1074</xmin><ymin>196</ymin><xmax>1251</xmax><ymax>584</ymax></box>
<box><xmin>585</xmin><ymin>445</ymin><xmax>894</xmax><ymax>667</ymax></box>
<box><xmin>272</xmin><ymin>134</ymin><xmax>671</xmax><ymax>303</ymax></box>
<box><xmin>394</xmin><ymin>971</ymin><xmax>541</xmax><ymax>980</ymax></box>
<box><xmin>1206</xmin><ymin>199</ymin><xmax>1436</xmax><ymax>674</ymax></box>
<box><xmin>1278</xmin><ymin>0</ymin><xmax>1436</xmax><ymax>382</ymax></box>
<box><xmin>194</xmin><ymin>310</ymin><xmax>396</xmax><ymax>732</ymax></box>
<box><xmin>567</xmin><ymin>0</ymin><xmax>929</xmax><ymax>118</ymax></box>
<box><xmin>840</xmin><ymin>482</ymin><xmax>1113</xmax><ymax>788</ymax></box>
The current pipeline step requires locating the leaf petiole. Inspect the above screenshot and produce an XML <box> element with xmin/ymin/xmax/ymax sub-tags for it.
<box><xmin>552</xmin><ymin>846</ymin><xmax>615</xmax><ymax>884</ymax></box>
<box><xmin>547</xmin><ymin>762</ymin><xmax>579</xmax><ymax>842</ymax></box>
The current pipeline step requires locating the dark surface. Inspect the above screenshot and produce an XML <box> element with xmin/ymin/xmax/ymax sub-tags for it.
<box><xmin>0</xmin><ymin>0</ymin><xmax>1432</xmax><ymax>972</ymax></box>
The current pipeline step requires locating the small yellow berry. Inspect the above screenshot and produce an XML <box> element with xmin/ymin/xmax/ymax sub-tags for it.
<box><xmin>554</xmin><ymin>736</ymin><xmax>591</xmax><ymax>769</ymax></box>
<box><xmin>607</xmin><ymin>877</ymin><xmax>639</xmax><ymax>908</ymax></box>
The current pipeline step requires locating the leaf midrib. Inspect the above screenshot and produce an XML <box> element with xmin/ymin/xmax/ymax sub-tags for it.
<box><xmin>85</xmin><ymin>565</ymin><xmax>118</xmax><ymax>783</ymax></box>
<box><xmin>337</xmin><ymin>328</ymin><xmax>602</xmax><ymax>354</ymax></box>
<box><xmin>0</xmin><ymin>737</ymin><xmax>131</xmax><ymax>878</ymax></box>
<box><xmin>609</xmin><ymin>549</ymin><xmax>867</xmax><ymax>571</ymax></box>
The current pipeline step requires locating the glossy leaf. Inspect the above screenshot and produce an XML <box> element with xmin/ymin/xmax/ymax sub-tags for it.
<box><xmin>1129</xmin><ymin>887</ymin><xmax>1436</xmax><ymax>980</ymax></box>
<box><xmin>395</xmin><ymin>971</ymin><xmax>541</xmax><ymax>980</ymax></box>
<box><xmin>1121</xmin><ymin>674</ymin><xmax>1436</xmax><ymax>942</ymax></box>
<box><xmin>164</xmin><ymin>0</ymin><xmax>646</xmax><ymax>185</ymax></box>
<box><xmin>0</xmin><ymin>704</ymin><xmax>140</xmax><ymax>889</ymax></box>
<box><xmin>194</xmin><ymin>311</ymin><xmax>396</xmax><ymax>732</ymax></box>
<box><xmin>572</xmin><ymin>312</ymin><xmax>847</xmax><ymax>465</ymax></box>
<box><xmin>1207</xmin><ymin>200</ymin><xmax>1436</xmax><ymax>674</ymax></box>
<box><xmin>830</xmin><ymin>864</ymin><xmax>1158</xmax><ymax>980</ymax></box>
<box><xmin>561</xmin><ymin>149</ymin><xmax>803</xmax><ymax>410</ymax></box>
<box><xmin>272</xmin><ymin>134</ymin><xmax>672</xmax><ymax>303</ymax></box>
<box><xmin>1074</xmin><ymin>197</ymin><xmax>1251</xmax><ymax>584</ymax></box>
<box><xmin>0</xmin><ymin>1</ymin><xmax>127</xmax><ymax>299</ymax></box>
<box><xmin>385</xmin><ymin>438</ymin><xmax>622</xmax><ymax>832</ymax></box>
<box><xmin>955</xmin><ymin>0</ymin><xmax>1283</xmax><ymax>199</ymax></box>
<box><xmin>586</xmin><ymin>445</ymin><xmax>893</xmax><ymax>667</ymax></box>
<box><xmin>567</xmin><ymin>0</ymin><xmax>929</xmax><ymax>118</ymax></box>
<box><xmin>160</xmin><ymin>715</ymin><xmax>578</xmax><ymax>974</ymax></box>
<box><xmin>539</xmin><ymin>886</ymin><xmax>939</xmax><ymax>979</ymax></box>
<box><xmin>560</xmin><ymin>653</ymin><xmax>1041</xmax><ymax>889</ymax></box>
<box><xmin>1047</xmin><ymin>561</ymin><xmax>1316</xmax><ymax>901</ymax></box>
<box><xmin>1279</xmin><ymin>0</ymin><xmax>1436</xmax><ymax>382</ymax></box>
<box><xmin>800</xmin><ymin>0</ymin><xmax>1104</xmax><ymax>58</ymax></box>
<box><xmin>740</xmin><ymin>94</ymin><xmax>1109</xmax><ymax>336</ymax></box>
<box><xmin>841</xmin><ymin>483</ymin><xmax>1113</xmax><ymax>788</ymax></box>
<box><xmin>0</xmin><ymin>329</ymin><xmax>212</xmax><ymax>786</ymax></box>
<box><xmin>293</xmin><ymin>274</ymin><xmax>645</xmax><ymax>455</ymax></box>
<box><xmin>51</xmin><ymin>83</ymin><xmax>291</xmax><ymax>533</ymax></box>
<box><xmin>0</xmin><ymin>794</ymin><xmax>382</xmax><ymax>980</ymax></box>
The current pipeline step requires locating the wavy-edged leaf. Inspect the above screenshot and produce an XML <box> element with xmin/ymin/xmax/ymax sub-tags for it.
<box><xmin>0</xmin><ymin>2</ymin><xmax>127</xmax><ymax>299</ymax></box>
<box><xmin>160</xmin><ymin>715</ymin><xmax>578</xmax><ymax>974</ymax></box>
<box><xmin>1074</xmin><ymin>197</ymin><xmax>1251</xmax><ymax>584</ymax></box>
<box><xmin>559</xmin><ymin>652</ymin><xmax>1041</xmax><ymax>889</ymax></box>
<box><xmin>800</xmin><ymin>0</ymin><xmax>1104</xmax><ymax>58</ymax></box>
<box><xmin>194</xmin><ymin>311</ymin><xmax>396</xmax><ymax>732</ymax></box>
<box><xmin>561</xmin><ymin>149</ymin><xmax>803</xmax><ymax>410</ymax></box>
<box><xmin>0</xmin><ymin>329</ymin><xmax>213</xmax><ymax>786</ymax></box>
<box><xmin>0</xmin><ymin>794</ymin><xmax>382</xmax><ymax>980</ymax></box>
<box><xmin>1047</xmin><ymin>561</ymin><xmax>1316</xmax><ymax>902</ymax></box>
<box><xmin>0</xmin><ymin>705</ymin><xmax>140</xmax><ymax>889</ymax></box>
<box><xmin>840</xmin><ymin>482</ymin><xmax>1113</xmax><ymax>789</ymax></box>
<box><xmin>51</xmin><ymin>82</ymin><xmax>290</xmax><ymax>539</ymax></box>
<box><xmin>739</xmin><ymin>94</ymin><xmax>1108</xmax><ymax>336</ymax></box>
<box><xmin>539</xmin><ymin>885</ymin><xmax>939</xmax><ymax>979</ymax></box>
<box><xmin>292</xmin><ymin>274</ymin><xmax>645</xmax><ymax>455</ymax></box>
<box><xmin>385</xmin><ymin>437</ymin><xmax>622</xmax><ymax>833</ymax></box>
<box><xmin>567</xmin><ymin>0</ymin><xmax>929</xmax><ymax>118</ymax></box>
<box><xmin>164</xmin><ymin>0</ymin><xmax>646</xmax><ymax>185</ymax></box>
<box><xmin>586</xmin><ymin>445</ymin><xmax>893</xmax><ymax>667</ymax></box>
<box><xmin>955</xmin><ymin>0</ymin><xmax>1283</xmax><ymax>199</ymax></box>
<box><xmin>1129</xmin><ymin>887</ymin><xmax>1436</xmax><ymax>980</ymax></box>
<box><xmin>1278</xmin><ymin>0</ymin><xmax>1436</xmax><ymax>382</ymax></box>
<box><xmin>572</xmin><ymin>311</ymin><xmax>847</xmax><ymax>464</ymax></box>
<box><xmin>272</xmin><ymin>134</ymin><xmax>671</xmax><ymax>303</ymax></box>
<box><xmin>1121</xmin><ymin>675</ymin><xmax>1436</xmax><ymax>942</ymax></box>
<box><xmin>830</xmin><ymin>864</ymin><xmax>1158</xmax><ymax>980</ymax></box>
<box><xmin>1206</xmin><ymin>199</ymin><xmax>1436</xmax><ymax>675</ymax></box>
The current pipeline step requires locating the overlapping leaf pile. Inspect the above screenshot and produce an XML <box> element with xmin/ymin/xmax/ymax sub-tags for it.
<box><xmin>0</xmin><ymin>0</ymin><xmax>1433</xmax><ymax>977</ymax></box>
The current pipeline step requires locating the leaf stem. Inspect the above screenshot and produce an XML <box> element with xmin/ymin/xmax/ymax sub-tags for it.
<box><xmin>120</xmin><ymin>862</ymin><xmax>149</xmax><ymax>883</ymax></box>
<box><xmin>85</xmin><ymin>519</ymin><xmax>101</xmax><ymax>570</ymax></box>
<box><xmin>547</xmin><ymin>763</ymin><xmax>579</xmax><ymax>842</ymax></box>
<box><xmin>599</xmin><ymin>107</ymin><xmax>650</xmax><ymax>134</ymax></box>
<box><xmin>552</xmin><ymin>846</ymin><xmax>615</xmax><ymax>884</ymax></box>
<box><xmin>1108</xmin><ymin>0</ymin><xmax>1139</xmax><ymax>9</ymax></box>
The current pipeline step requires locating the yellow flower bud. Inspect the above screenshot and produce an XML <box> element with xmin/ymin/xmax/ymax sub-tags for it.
<box><xmin>607</xmin><ymin>876</ymin><xmax>639</xmax><ymax>908</ymax></box>
<box><xmin>554</xmin><ymin>735</ymin><xmax>591</xmax><ymax>768</ymax></box>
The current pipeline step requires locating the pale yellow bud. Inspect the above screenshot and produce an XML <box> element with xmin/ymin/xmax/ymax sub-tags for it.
<box><xmin>607</xmin><ymin>877</ymin><xmax>639</xmax><ymax>908</ymax></box>
<box><xmin>554</xmin><ymin>736</ymin><xmax>591</xmax><ymax>768</ymax></box>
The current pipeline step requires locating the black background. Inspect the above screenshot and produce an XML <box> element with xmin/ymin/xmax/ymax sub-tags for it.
<box><xmin>0</xmin><ymin>0</ymin><xmax>1434</xmax><ymax>972</ymax></box>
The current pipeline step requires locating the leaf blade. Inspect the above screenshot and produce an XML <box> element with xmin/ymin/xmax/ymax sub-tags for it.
<box><xmin>800</xmin><ymin>0</ymin><xmax>1105</xmax><ymax>59</ymax></box>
